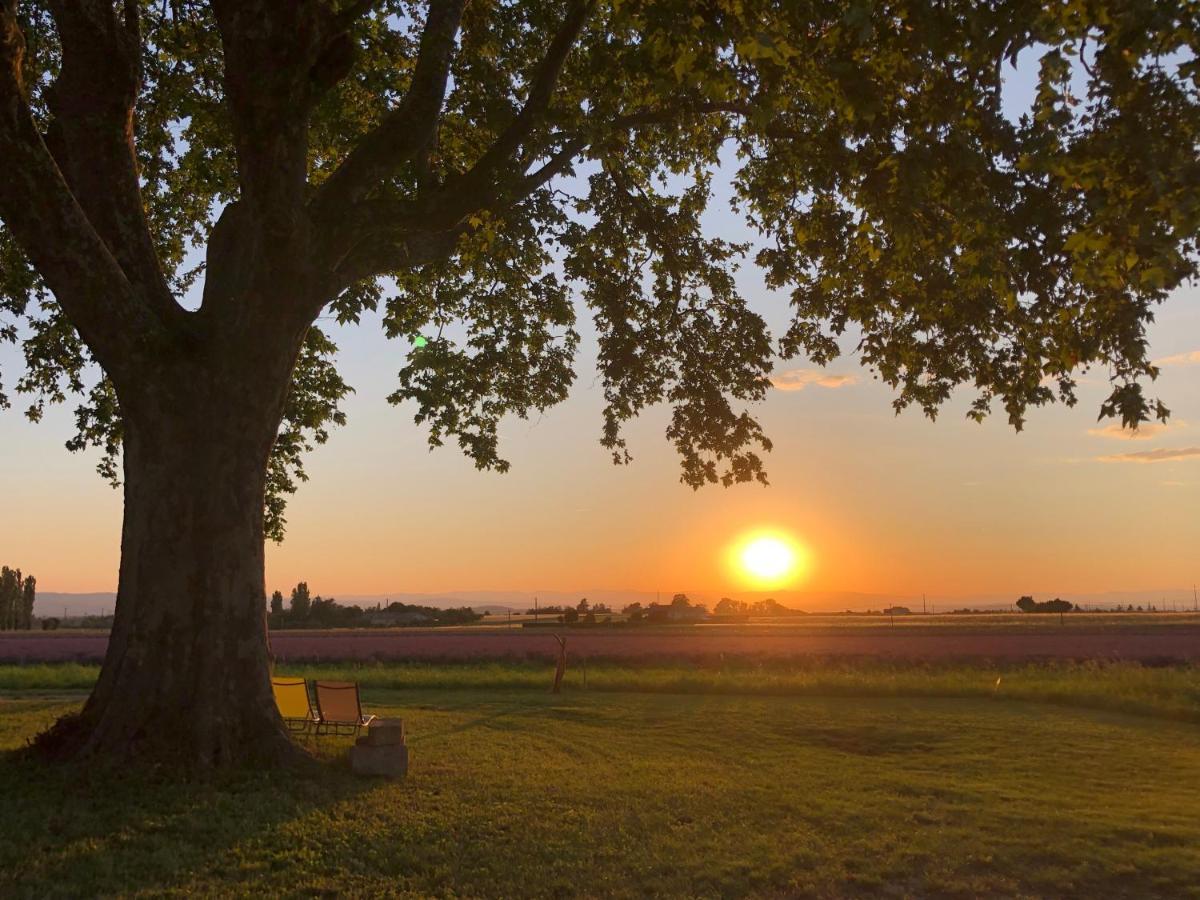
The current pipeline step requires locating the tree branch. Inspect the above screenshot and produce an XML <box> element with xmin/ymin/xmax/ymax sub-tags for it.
<box><xmin>313</xmin><ymin>0</ymin><xmax>467</xmax><ymax>221</ymax></box>
<box><xmin>428</xmin><ymin>0</ymin><xmax>595</xmax><ymax>227</ymax></box>
<box><xmin>0</xmin><ymin>2</ymin><xmax>158</xmax><ymax>382</ymax></box>
<box><xmin>330</xmin><ymin>225</ymin><xmax>465</xmax><ymax>293</ymax></box>
<box><xmin>210</xmin><ymin>1</ymin><xmax>338</xmax><ymax>217</ymax></box>
<box><xmin>43</xmin><ymin>0</ymin><xmax>183</xmax><ymax>328</ymax></box>
<box><xmin>208</xmin><ymin>0</ymin><xmax>346</xmax><ymax>325</ymax></box>
<box><xmin>326</xmin><ymin>90</ymin><xmax>751</xmax><ymax>289</ymax></box>
<box><xmin>519</xmin><ymin>137</ymin><xmax>589</xmax><ymax>195</ymax></box>
<box><xmin>429</xmin><ymin>99</ymin><xmax>749</xmax><ymax>230</ymax></box>
<box><xmin>333</xmin><ymin>0</ymin><xmax>384</xmax><ymax>31</ymax></box>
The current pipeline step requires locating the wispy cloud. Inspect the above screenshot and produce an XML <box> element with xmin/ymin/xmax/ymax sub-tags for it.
<box><xmin>1097</xmin><ymin>447</ymin><xmax>1200</xmax><ymax>464</ymax></box>
<box><xmin>1086</xmin><ymin>421</ymin><xmax>1184</xmax><ymax>441</ymax></box>
<box><xmin>1155</xmin><ymin>349</ymin><xmax>1200</xmax><ymax>368</ymax></box>
<box><xmin>771</xmin><ymin>369</ymin><xmax>859</xmax><ymax>392</ymax></box>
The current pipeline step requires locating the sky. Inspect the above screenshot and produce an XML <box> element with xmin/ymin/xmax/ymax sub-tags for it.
<box><xmin>1</xmin><ymin>49</ymin><xmax>1197</xmax><ymax>609</ymax></box>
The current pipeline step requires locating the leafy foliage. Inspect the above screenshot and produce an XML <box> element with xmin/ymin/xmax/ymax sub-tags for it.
<box><xmin>1</xmin><ymin>0</ymin><xmax>1197</xmax><ymax>535</ymax></box>
<box><xmin>0</xmin><ymin>566</ymin><xmax>35</xmax><ymax>630</ymax></box>
<box><xmin>265</xmin><ymin>327</ymin><xmax>352</xmax><ymax>541</ymax></box>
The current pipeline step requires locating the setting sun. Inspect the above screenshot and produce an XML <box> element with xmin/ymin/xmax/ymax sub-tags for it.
<box><xmin>730</xmin><ymin>532</ymin><xmax>808</xmax><ymax>587</ymax></box>
<box><xmin>742</xmin><ymin>537</ymin><xmax>794</xmax><ymax>579</ymax></box>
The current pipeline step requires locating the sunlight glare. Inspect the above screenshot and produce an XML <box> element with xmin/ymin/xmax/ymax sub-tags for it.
<box><xmin>730</xmin><ymin>532</ymin><xmax>808</xmax><ymax>587</ymax></box>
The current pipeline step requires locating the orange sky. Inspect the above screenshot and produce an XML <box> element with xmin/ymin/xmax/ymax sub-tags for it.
<box><xmin>3</xmin><ymin>61</ymin><xmax>1197</xmax><ymax>606</ymax></box>
<box><xmin>3</xmin><ymin>277</ymin><xmax>1196</xmax><ymax>604</ymax></box>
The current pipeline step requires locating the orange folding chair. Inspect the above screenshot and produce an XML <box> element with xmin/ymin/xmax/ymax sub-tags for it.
<box><xmin>313</xmin><ymin>681</ymin><xmax>376</xmax><ymax>736</ymax></box>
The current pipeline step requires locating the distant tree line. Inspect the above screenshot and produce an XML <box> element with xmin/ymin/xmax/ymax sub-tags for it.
<box><xmin>0</xmin><ymin>566</ymin><xmax>35</xmax><ymax>630</ymax></box>
<box><xmin>525</xmin><ymin>599</ymin><xmax>612</xmax><ymax>618</ymax></box>
<box><xmin>528</xmin><ymin>594</ymin><xmax>807</xmax><ymax>626</ymax></box>
<box><xmin>268</xmin><ymin>583</ymin><xmax>482</xmax><ymax>629</ymax></box>
<box><xmin>713</xmin><ymin>597</ymin><xmax>806</xmax><ymax>618</ymax></box>
<box><xmin>1015</xmin><ymin>596</ymin><xmax>1078</xmax><ymax>614</ymax></box>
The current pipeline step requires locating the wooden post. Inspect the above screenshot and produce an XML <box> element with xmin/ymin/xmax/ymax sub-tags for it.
<box><xmin>552</xmin><ymin>634</ymin><xmax>567</xmax><ymax>694</ymax></box>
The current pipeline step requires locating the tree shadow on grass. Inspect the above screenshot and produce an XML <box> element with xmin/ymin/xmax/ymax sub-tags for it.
<box><xmin>412</xmin><ymin>701</ymin><xmax>541</xmax><ymax>745</ymax></box>
<box><xmin>0</xmin><ymin>721</ymin><xmax>375</xmax><ymax>897</ymax></box>
<box><xmin>404</xmin><ymin>692</ymin><xmax>605</xmax><ymax>745</ymax></box>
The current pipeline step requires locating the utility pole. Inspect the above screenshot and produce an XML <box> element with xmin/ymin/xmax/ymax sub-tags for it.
<box><xmin>923</xmin><ymin>593</ymin><xmax>927</xmax><ymax>615</ymax></box>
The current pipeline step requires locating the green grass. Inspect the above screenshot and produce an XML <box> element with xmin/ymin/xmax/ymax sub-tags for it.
<box><xmin>4</xmin><ymin>658</ymin><xmax>1199</xmax><ymax>723</ymax></box>
<box><xmin>2</xmin><ymin>660</ymin><xmax>1200</xmax><ymax>896</ymax></box>
<box><xmin>2</xmin><ymin>680</ymin><xmax>1200</xmax><ymax>897</ymax></box>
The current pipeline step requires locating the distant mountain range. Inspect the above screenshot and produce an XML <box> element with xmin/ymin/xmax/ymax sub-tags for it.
<box><xmin>37</xmin><ymin>587</ymin><xmax>1200</xmax><ymax>616</ymax></box>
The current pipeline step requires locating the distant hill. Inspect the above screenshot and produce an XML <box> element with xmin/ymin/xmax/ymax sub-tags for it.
<box><xmin>33</xmin><ymin>587</ymin><xmax>1199</xmax><ymax>617</ymax></box>
<box><xmin>36</xmin><ymin>593</ymin><xmax>117</xmax><ymax>617</ymax></box>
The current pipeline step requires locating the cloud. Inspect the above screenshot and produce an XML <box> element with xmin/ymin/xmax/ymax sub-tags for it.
<box><xmin>1086</xmin><ymin>421</ymin><xmax>1183</xmax><ymax>441</ymax></box>
<box><xmin>770</xmin><ymin>369</ymin><xmax>859</xmax><ymax>392</ymax></box>
<box><xmin>1097</xmin><ymin>447</ymin><xmax>1200</xmax><ymax>464</ymax></box>
<box><xmin>1155</xmin><ymin>349</ymin><xmax>1200</xmax><ymax>368</ymax></box>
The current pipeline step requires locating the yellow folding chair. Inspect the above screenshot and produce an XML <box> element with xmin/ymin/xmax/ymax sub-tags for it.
<box><xmin>272</xmin><ymin>678</ymin><xmax>318</xmax><ymax>734</ymax></box>
<box><xmin>313</xmin><ymin>681</ymin><xmax>376</xmax><ymax>736</ymax></box>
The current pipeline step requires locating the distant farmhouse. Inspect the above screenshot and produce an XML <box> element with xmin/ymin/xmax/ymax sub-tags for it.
<box><xmin>365</xmin><ymin>608</ymin><xmax>433</xmax><ymax>627</ymax></box>
<box><xmin>666</xmin><ymin>602</ymin><xmax>708</xmax><ymax>622</ymax></box>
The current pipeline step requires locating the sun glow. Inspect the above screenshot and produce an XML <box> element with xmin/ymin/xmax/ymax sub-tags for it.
<box><xmin>729</xmin><ymin>531</ymin><xmax>808</xmax><ymax>587</ymax></box>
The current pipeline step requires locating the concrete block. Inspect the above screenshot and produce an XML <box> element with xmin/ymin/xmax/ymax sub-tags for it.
<box><xmin>350</xmin><ymin>742</ymin><xmax>409</xmax><ymax>778</ymax></box>
<box><xmin>364</xmin><ymin>718</ymin><xmax>406</xmax><ymax>746</ymax></box>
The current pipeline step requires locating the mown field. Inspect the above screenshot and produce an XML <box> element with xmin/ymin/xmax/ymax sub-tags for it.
<box><xmin>2</xmin><ymin>660</ymin><xmax>1199</xmax><ymax>897</ymax></box>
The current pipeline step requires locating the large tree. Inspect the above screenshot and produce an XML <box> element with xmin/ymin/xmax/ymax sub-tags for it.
<box><xmin>0</xmin><ymin>566</ymin><xmax>19</xmax><ymax>630</ymax></box>
<box><xmin>0</xmin><ymin>0</ymin><xmax>1196</xmax><ymax>767</ymax></box>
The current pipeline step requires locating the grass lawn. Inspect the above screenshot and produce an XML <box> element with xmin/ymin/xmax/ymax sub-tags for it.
<box><xmin>2</xmin><ymin>666</ymin><xmax>1199</xmax><ymax>897</ymax></box>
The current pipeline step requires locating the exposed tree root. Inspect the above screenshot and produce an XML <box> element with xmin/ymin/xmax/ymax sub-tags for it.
<box><xmin>29</xmin><ymin>709</ymin><xmax>316</xmax><ymax>773</ymax></box>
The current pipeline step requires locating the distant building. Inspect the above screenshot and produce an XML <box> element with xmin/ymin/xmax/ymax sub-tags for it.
<box><xmin>882</xmin><ymin>606</ymin><xmax>911</xmax><ymax>616</ymax></box>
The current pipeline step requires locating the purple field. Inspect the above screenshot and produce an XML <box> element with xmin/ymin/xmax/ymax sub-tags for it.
<box><xmin>4</xmin><ymin>622</ymin><xmax>1200</xmax><ymax>664</ymax></box>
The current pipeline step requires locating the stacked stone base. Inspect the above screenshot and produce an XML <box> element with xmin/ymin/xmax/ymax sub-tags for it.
<box><xmin>349</xmin><ymin>718</ymin><xmax>408</xmax><ymax>778</ymax></box>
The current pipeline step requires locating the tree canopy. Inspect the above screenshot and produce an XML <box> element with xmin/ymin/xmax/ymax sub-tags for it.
<box><xmin>2</xmin><ymin>0</ymin><xmax>1197</xmax><ymax>540</ymax></box>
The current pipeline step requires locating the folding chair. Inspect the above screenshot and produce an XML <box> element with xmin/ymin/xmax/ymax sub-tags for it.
<box><xmin>272</xmin><ymin>678</ymin><xmax>318</xmax><ymax>734</ymax></box>
<box><xmin>313</xmin><ymin>680</ymin><xmax>376</xmax><ymax>736</ymax></box>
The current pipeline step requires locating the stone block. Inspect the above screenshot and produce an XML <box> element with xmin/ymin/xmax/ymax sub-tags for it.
<box><xmin>364</xmin><ymin>718</ymin><xmax>406</xmax><ymax>746</ymax></box>
<box><xmin>350</xmin><ymin>742</ymin><xmax>409</xmax><ymax>778</ymax></box>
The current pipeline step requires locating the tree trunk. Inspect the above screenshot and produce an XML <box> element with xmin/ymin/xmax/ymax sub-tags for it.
<box><xmin>35</xmin><ymin>362</ymin><xmax>306</xmax><ymax>769</ymax></box>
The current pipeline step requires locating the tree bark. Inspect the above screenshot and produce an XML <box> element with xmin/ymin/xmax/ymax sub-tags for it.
<box><xmin>34</xmin><ymin>354</ymin><xmax>308</xmax><ymax>769</ymax></box>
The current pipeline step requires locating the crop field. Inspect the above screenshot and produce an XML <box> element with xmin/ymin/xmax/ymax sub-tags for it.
<box><xmin>2</xmin><ymin>658</ymin><xmax>1199</xmax><ymax>897</ymax></box>
<box><xmin>4</xmin><ymin>613</ymin><xmax>1200</xmax><ymax>665</ymax></box>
